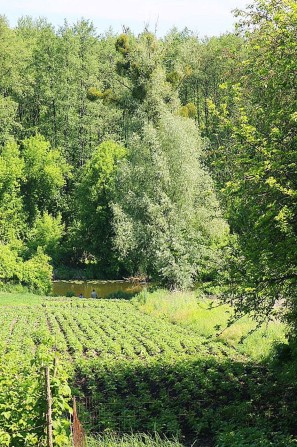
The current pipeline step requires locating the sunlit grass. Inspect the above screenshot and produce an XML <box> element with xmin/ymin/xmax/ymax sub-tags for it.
<box><xmin>0</xmin><ymin>291</ymin><xmax>73</xmax><ymax>306</ymax></box>
<box><xmin>0</xmin><ymin>291</ymin><xmax>45</xmax><ymax>306</ymax></box>
<box><xmin>87</xmin><ymin>433</ymin><xmax>184</xmax><ymax>447</ymax></box>
<box><xmin>133</xmin><ymin>289</ymin><xmax>287</xmax><ymax>361</ymax></box>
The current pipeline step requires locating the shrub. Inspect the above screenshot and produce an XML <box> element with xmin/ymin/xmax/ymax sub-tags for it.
<box><xmin>216</xmin><ymin>427</ymin><xmax>297</xmax><ymax>447</ymax></box>
<box><xmin>65</xmin><ymin>290</ymin><xmax>76</xmax><ymax>297</ymax></box>
<box><xmin>0</xmin><ymin>244</ymin><xmax>22</xmax><ymax>283</ymax></box>
<box><xmin>105</xmin><ymin>290</ymin><xmax>136</xmax><ymax>300</ymax></box>
<box><xmin>22</xmin><ymin>248</ymin><xmax>53</xmax><ymax>294</ymax></box>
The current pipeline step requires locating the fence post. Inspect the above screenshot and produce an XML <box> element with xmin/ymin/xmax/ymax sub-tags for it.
<box><xmin>45</xmin><ymin>366</ymin><xmax>54</xmax><ymax>447</ymax></box>
<box><xmin>72</xmin><ymin>397</ymin><xmax>86</xmax><ymax>447</ymax></box>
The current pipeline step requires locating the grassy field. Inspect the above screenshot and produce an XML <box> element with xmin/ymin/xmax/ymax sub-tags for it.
<box><xmin>0</xmin><ymin>291</ymin><xmax>46</xmax><ymax>306</ymax></box>
<box><xmin>0</xmin><ymin>290</ymin><xmax>296</xmax><ymax>447</ymax></box>
<box><xmin>132</xmin><ymin>289</ymin><xmax>287</xmax><ymax>360</ymax></box>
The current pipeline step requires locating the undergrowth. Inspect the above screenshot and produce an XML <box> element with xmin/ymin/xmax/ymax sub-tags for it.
<box><xmin>86</xmin><ymin>433</ymin><xmax>184</xmax><ymax>447</ymax></box>
<box><xmin>132</xmin><ymin>289</ymin><xmax>287</xmax><ymax>360</ymax></box>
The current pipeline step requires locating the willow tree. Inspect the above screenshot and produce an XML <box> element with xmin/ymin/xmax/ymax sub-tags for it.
<box><xmin>112</xmin><ymin>113</ymin><xmax>228</xmax><ymax>288</ymax></box>
<box><xmin>110</xmin><ymin>32</ymin><xmax>229</xmax><ymax>288</ymax></box>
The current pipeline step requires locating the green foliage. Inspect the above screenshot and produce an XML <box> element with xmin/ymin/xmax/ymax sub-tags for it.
<box><xmin>27</xmin><ymin>212</ymin><xmax>65</xmax><ymax>262</ymax></box>
<box><xmin>0</xmin><ymin>293</ymin><xmax>296</xmax><ymax>445</ymax></box>
<box><xmin>115</xmin><ymin>34</ymin><xmax>130</xmax><ymax>56</ymax></box>
<box><xmin>216</xmin><ymin>428</ymin><xmax>297</xmax><ymax>447</ymax></box>
<box><xmin>166</xmin><ymin>70</ymin><xmax>182</xmax><ymax>88</ymax></box>
<box><xmin>0</xmin><ymin>139</ymin><xmax>25</xmax><ymax>244</ymax></box>
<box><xmin>205</xmin><ymin>0</ymin><xmax>297</xmax><ymax>336</ymax></box>
<box><xmin>115</xmin><ymin>31</ymin><xmax>178</xmax><ymax>118</ymax></box>
<box><xmin>21</xmin><ymin>134</ymin><xmax>70</xmax><ymax>222</ymax></box>
<box><xmin>75</xmin><ymin>140</ymin><xmax>127</xmax><ymax>276</ymax></box>
<box><xmin>178</xmin><ymin>102</ymin><xmax>197</xmax><ymax>119</ymax></box>
<box><xmin>0</xmin><ymin>245</ymin><xmax>52</xmax><ymax>294</ymax></box>
<box><xmin>0</xmin><ymin>136</ymin><xmax>63</xmax><ymax>293</ymax></box>
<box><xmin>113</xmin><ymin>112</ymin><xmax>229</xmax><ymax>288</ymax></box>
<box><xmin>0</xmin><ymin>337</ymin><xmax>71</xmax><ymax>446</ymax></box>
<box><xmin>86</xmin><ymin>87</ymin><xmax>114</xmax><ymax>102</ymax></box>
<box><xmin>87</xmin><ymin>433</ymin><xmax>183</xmax><ymax>446</ymax></box>
<box><xmin>132</xmin><ymin>289</ymin><xmax>286</xmax><ymax>360</ymax></box>
<box><xmin>0</xmin><ymin>6</ymin><xmax>295</xmax><ymax>344</ymax></box>
<box><xmin>0</xmin><ymin>96</ymin><xmax>19</xmax><ymax>144</ymax></box>
<box><xmin>0</xmin><ymin>244</ymin><xmax>23</xmax><ymax>282</ymax></box>
<box><xmin>22</xmin><ymin>248</ymin><xmax>53</xmax><ymax>294</ymax></box>
<box><xmin>87</xmin><ymin>87</ymin><xmax>104</xmax><ymax>101</ymax></box>
<box><xmin>105</xmin><ymin>290</ymin><xmax>136</xmax><ymax>300</ymax></box>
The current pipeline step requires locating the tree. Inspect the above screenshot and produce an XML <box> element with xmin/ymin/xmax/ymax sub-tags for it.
<box><xmin>110</xmin><ymin>32</ymin><xmax>229</xmax><ymax>288</ymax></box>
<box><xmin>208</xmin><ymin>0</ymin><xmax>297</xmax><ymax>329</ymax></box>
<box><xmin>0</xmin><ymin>139</ymin><xmax>25</xmax><ymax>246</ymax></box>
<box><xmin>0</xmin><ymin>137</ymin><xmax>54</xmax><ymax>293</ymax></box>
<box><xmin>75</xmin><ymin>140</ymin><xmax>127</xmax><ymax>276</ymax></box>
<box><xmin>163</xmin><ymin>29</ymin><xmax>244</xmax><ymax>134</ymax></box>
<box><xmin>26</xmin><ymin>212</ymin><xmax>65</xmax><ymax>264</ymax></box>
<box><xmin>21</xmin><ymin>134</ymin><xmax>70</xmax><ymax>223</ymax></box>
<box><xmin>112</xmin><ymin>112</ymin><xmax>228</xmax><ymax>288</ymax></box>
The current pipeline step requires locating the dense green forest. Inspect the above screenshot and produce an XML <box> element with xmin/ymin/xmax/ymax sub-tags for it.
<box><xmin>1</xmin><ymin>1</ymin><xmax>297</xmax><ymax>445</ymax></box>
<box><xmin>1</xmin><ymin>0</ymin><xmax>297</xmax><ymax>335</ymax></box>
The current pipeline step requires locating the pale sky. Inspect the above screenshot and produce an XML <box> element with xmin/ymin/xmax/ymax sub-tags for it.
<box><xmin>1</xmin><ymin>0</ymin><xmax>250</xmax><ymax>36</ymax></box>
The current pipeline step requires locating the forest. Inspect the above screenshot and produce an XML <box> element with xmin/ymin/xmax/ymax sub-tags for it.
<box><xmin>0</xmin><ymin>0</ymin><xmax>297</xmax><ymax>445</ymax></box>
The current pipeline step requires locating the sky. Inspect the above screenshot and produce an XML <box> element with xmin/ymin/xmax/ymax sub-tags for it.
<box><xmin>1</xmin><ymin>0</ymin><xmax>250</xmax><ymax>37</ymax></box>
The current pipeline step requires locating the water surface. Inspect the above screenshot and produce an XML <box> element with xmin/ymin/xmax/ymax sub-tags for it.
<box><xmin>52</xmin><ymin>280</ymin><xmax>143</xmax><ymax>299</ymax></box>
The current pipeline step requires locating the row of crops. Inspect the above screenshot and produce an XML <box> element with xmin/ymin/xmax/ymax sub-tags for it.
<box><xmin>0</xmin><ymin>304</ymin><xmax>72</xmax><ymax>446</ymax></box>
<box><xmin>1</xmin><ymin>297</ymin><xmax>296</xmax><ymax>446</ymax></box>
<box><xmin>1</xmin><ymin>299</ymin><xmax>231</xmax><ymax>361</ymax></box>
<box><xmin>1</xmin><ymin>298</ymin><xmax>224</xmax><ymax>446</ymax></box>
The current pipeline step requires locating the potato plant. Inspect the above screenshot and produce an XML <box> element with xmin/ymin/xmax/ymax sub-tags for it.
<box><xmin>1</xmin><ymin>298</ymin><xmax>296</xmax><ymax>445</ymax></box>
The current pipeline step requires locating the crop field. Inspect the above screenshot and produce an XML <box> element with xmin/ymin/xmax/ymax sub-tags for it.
<box><xmin>0</xmin><ymin>299</ymin><xmax>229</xmax><ymax>362</ymax></box>
<box><xmin>0</xmin><ymin>295</ymin><xmax>233</xmax><ymax>446</ymax></box>
<box><xmin>0</xmin><ymin>293</ymin><xmax>296</xmax><ymax>447</ymax></box>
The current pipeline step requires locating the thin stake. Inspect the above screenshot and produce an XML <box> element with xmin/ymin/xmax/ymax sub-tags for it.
<box><xmin>45</xmin><ymin>366</ymin><xmax>53</xmax><ymax>447</ymax></box>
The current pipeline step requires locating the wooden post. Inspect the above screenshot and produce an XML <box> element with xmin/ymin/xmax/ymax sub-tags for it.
<box><xmin>45</xmin><ymin>366</ymin><xmax>54</xmax><ymax>447</ymax></box>
<box><xmin>53</xmin><ymin>355</ymin><xmax>58</xmax><ymax>378</ymax></box>
<box><xmin>72</xmin><ymin>396</ymin><xmax>86</xmax><ymax>447</ymax></box>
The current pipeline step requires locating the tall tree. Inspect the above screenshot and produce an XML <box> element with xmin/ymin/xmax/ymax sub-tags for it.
<box><xmin>209</xmin><ymin>0</ymin><xmax>297</xmax><ymax>327</ymax></box>
<box><xmin>21</xmin><ymin>134</ymin><xmax>70</xmax><ymax>223</ymax></box>
<box><xmin>75</xmin><ymin>140</ymin><xmax>127</xmax><ymax>277</ymax></box>
<box><xmin>112</xmin><ymin>113</ymin><xmax>228</xmax><ymax>288</ymax></box>
<box><xmin>111</xmin><ymin>33</ymin><xmax>228</xmax><ymax>288</ymax></box>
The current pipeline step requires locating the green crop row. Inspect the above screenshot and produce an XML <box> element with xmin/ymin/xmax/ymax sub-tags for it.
<box><xmin>1</xmin><ymin>297</ymin><xmax>296</xmax><ymax>446</ymax></box>
<box><xmin>0</xmin><ymin>298</ymin><xmax>236</xmax><ymax>446</ymax></box>
<box><xmin>0</xmin><ymin>305</ymin><xmax>72</xmax><ymax>447</ymax></box>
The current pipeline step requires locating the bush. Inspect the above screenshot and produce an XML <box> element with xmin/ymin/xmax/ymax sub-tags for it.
<box><xmin>87</xmin><ymin>433</ymin><xmax>183</xmax><ymax>446</ymax></box>
<box><xmin>105</xmin><ymin>290</ymin><xmax>136</xmax><ymax>300</ymax></box>
<box><xmin>22</xmin><ymin>248</ymin><xmax>53</xmax><ymax>294</ymax></box>
<box><xmin>216</xmin><ymin>428</ymin><xmax>297</xmax><ymax>447</ymax></box>
<box><xmin>0</xmin><ymin>243</ymin><xmax>53</xmax><ymax>295</ymax></box>
<box><xmin>27</xmin><ymin>212</ymin><xmax>64</xmax><ymax>263</ymax></box>
<box><xmin>271</xmin><ymin>342</ymin><xmax>292</xmax><ymax>363</ymax></box>
<box><xmin>65</xmin><ymin>290</ymin><xmax>76</xmax><ymax>297</ymax></box>
<box><xmin>0</xmin><ymin>244</ymin><xmax>22</xmax><ymax>282</ymax></box>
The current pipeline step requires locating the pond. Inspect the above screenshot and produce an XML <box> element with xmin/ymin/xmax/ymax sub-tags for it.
<box><xmin>52</xmin><ymin>280</ymin><xmax>144</xmax><ymax>299</ymax></box>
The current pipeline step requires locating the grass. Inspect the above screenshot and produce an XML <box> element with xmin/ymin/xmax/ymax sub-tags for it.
<box><xmin>132</xmin><ymin>289</ymin><xmax>287</xmax><ymax>360</ymax></box>
<box><xmin>0</xmin><ymin>290</ymin><xmax>77</xmax><ymax>306</ymax></box>
<box><xmin>86</xmin><ymin>433</ymin><xmax>184</xmax><ymax>447</ymax></box>
<box><xmin>0</xmin><ymin>291</ymin><xmax>46</xmax><ymax>306</ymax></box>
